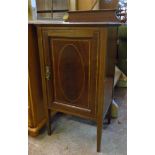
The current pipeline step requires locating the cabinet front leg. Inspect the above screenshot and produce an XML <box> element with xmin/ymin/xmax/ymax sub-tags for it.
<box><xmin>47</xmin><ymin>109</ymin><xmax>51</xmax><ymax>135</ymax></box>
<box><xmin>97</xmin><ymin>116</ymin><xmax>103</xmax><ymax>152</ymax></box>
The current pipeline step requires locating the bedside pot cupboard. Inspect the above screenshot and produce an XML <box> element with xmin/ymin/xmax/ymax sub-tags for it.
<box><xmin>28</xmin><ymin>21</ymin><xmax>120</xmax><ymax>152</ymax></box>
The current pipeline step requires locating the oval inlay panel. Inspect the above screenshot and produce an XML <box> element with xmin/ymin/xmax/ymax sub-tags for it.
<box><xmin>58</xmin><ymin>44</ymin><xmax>85</xmax><ymax>102</ymax></box>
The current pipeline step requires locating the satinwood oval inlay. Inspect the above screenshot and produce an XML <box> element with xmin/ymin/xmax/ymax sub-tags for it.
<box><xmin>58</xmin><ymin>44</ymin><xmax>85</xmax><ymax>102</ymax></box>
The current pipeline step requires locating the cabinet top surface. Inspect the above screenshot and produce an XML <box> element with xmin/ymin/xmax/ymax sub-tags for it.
<box><xmin>28</xmin><ymin>20</ymin><xmax>122</xmax><ymax>27</ymax></box>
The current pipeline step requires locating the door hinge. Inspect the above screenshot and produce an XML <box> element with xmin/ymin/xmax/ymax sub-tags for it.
<box><xmin>45</xmin><ymin>66</ymin><xmax>51</xmax><ymax>80</ymax></box>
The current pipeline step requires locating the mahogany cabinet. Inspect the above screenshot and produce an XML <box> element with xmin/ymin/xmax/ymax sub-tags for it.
<box><xmin>28</xmin><ymin>21</ymin><xmax>119</xmax><ymax>152</ymax></box>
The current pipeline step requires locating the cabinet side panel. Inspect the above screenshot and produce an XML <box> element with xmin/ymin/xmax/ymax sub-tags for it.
<box><xmin>28</xmin><ymin>78</ymin><xmax>34</xmax><ymax>127</ymax></box>
<box><xmin>28</xmin><ymin>24</ymin><xmax>46</xmax><ymax>126</ymax></box>
<box><xmin>106</xmin><ymin>27</ymin><xmax>118</xmax><ymax>77</ymax></box>
<box><xmin>104</xmin><ymin>27</ymin><xmax>118</xmax><ymax>116</ymax></box>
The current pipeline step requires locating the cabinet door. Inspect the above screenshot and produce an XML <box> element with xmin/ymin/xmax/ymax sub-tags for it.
<box><xmin>41</xmin><ymin>28</ymin><xmax>100</xmax><ymax>120</ymax></box>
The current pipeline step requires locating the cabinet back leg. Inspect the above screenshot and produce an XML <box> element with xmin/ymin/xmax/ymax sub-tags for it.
<box><xmin>107</xmin><ymin>103</ymin><xmax>112</xmax><ymax>124</ymax></box>
<box><xmin>47</xmin><ymin>109</ymin><xmax>52</xmax><ymax>135</ymax></box>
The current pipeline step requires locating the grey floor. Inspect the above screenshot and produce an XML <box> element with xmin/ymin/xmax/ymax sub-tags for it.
<box><xmin>29</xmin><ymin>88</ymin><xmax>127</xmax><ymax>155</ymax></box>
